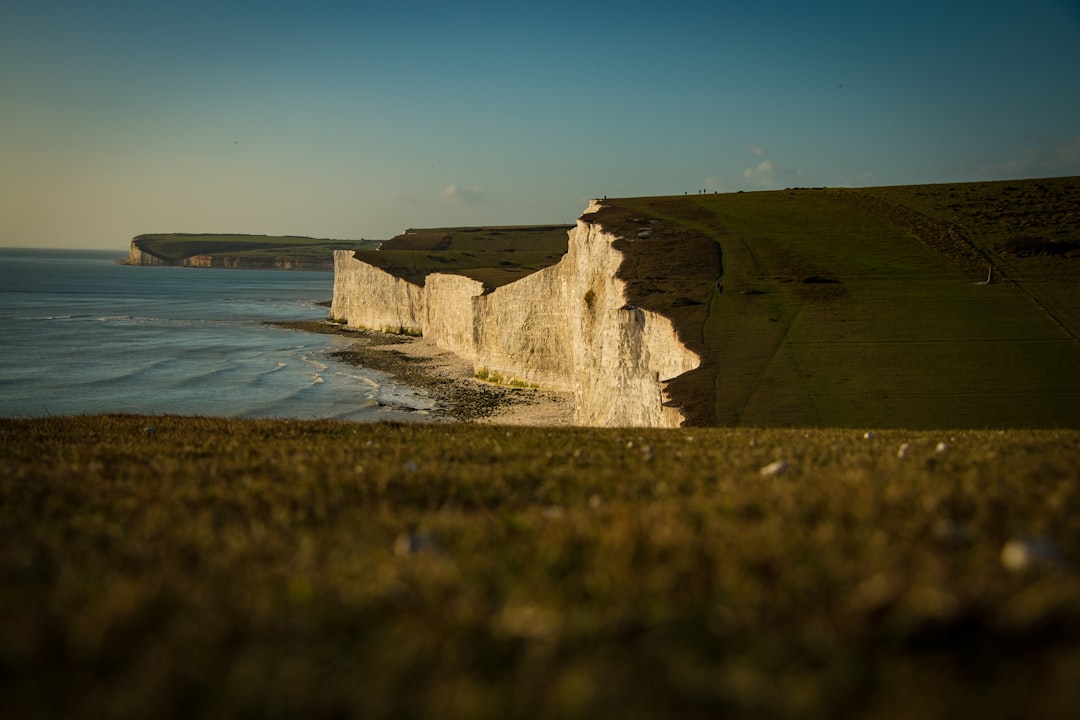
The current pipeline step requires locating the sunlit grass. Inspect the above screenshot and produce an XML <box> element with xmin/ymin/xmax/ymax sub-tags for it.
<box><xmin>3</xmin><ymin>416</ymin><xmax>1079</xmax><ymax>718</ymax></box>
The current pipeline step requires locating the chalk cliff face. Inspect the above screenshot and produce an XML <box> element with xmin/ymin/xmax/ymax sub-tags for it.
<box><xmin>180</xmin><ymin>255</ymin><xmax>331</xmax><ymax>271</ymax></box>
<box><xmin>125</xmin><ymin>243</ymin><xmax>169</xmax><ymax>266</ymax></box>
<box><xmin>330</xmin><ymin>202</ymin><xmax>700</xmax><ymax>427</ymax></box>
<box><xmin>332</xmin><ymin>251</ymin><xmax>425</xmax><ymax>333</ymax></box>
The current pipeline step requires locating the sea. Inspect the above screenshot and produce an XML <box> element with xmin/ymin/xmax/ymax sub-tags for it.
<box><xmin>0</xmin><ymin>248</ymin><xmax>435</xmax><ymax>421</ymax></box>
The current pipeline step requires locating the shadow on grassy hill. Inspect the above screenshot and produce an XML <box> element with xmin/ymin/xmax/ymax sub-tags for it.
<box><xmin>599</xmin><ymin>178</ymin><xmax>1080</xmax><ymax>429</ymax></box>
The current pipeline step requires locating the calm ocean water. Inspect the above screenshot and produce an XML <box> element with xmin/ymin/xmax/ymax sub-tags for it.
<box><xmin>0</xmin><ymin>248</ymin><xmax>435</xmax><ymax>421</ymax></box>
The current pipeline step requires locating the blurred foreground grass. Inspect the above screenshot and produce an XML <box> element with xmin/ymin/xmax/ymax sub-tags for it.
<box><xmin>2</xmin><ymin>416</ymin><xmax>1079</xmax><ymax>719</ymax></box>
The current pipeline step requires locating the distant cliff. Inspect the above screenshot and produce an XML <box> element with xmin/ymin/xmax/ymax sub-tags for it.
<box><xmin>331</xmin><ymin>202</ymin><xmax>703</xmax><ymax>427</ymax></box>
<box><xmin>123</xmin><ymin>234</ymin><xmax>379</xmax><ymax>271</ymax></box>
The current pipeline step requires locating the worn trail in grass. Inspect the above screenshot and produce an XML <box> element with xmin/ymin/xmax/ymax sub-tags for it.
<box><xmin>3</xmin><ymin>416</ymin><xmax>1079</xmax><ymax>719</ymax></box>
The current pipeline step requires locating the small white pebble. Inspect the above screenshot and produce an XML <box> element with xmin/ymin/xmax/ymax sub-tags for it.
<box><xmin>542</xmin><ymin>506</ymin><xmax>565</xmax><ymax>520</ymax></box>
<box><xmin>933</xmin><ymin>519</ymin><xmax>970</xmax><ymax>544</ymax></box>
<box><xmin>393</xmin><ymin>534</ymin><xmax>412</xmax><ymax>557</ymax></box>
<box><xmin>394</xmin><ymin>532</ymin><xmax>440</xmax><ymax>557</ymax></box>
<box><xmin>759</xmin><ymin>460</ymin><xmax>789</xmax><ymax>477</ymax></box>
<box><xmin>1001</xmin><ymin>536</ymin><xmax>1065</xmax><ymax>572</ymax></box>
<box><xmin>936</xmin><ymin>442</ymin><xmax>948</xmax><ymax>453</ymax></box>
<box><xmin>863</xmin><ymin>432</ymin><xmax>875</xmax><ymax>440</ymax></box>
<box><xmin>897</xmin><ymin>443</ymin><xmax>911</xmax><ymax>459</ymax></box>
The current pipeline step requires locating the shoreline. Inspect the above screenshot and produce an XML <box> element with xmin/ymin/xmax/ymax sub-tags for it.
<box><xmin>271</xmin><ymin>321</ymin><xmax>574</xmax><ymax>425</ymax></box>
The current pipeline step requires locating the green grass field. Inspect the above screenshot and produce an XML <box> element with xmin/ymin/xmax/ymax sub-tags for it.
<box><xmin>2</xmin><ymin>416</ymin><xmax>1079</xmax><ymax>719</ymax></box>
<box><xmin>595</xmin><ymin>177</ymin><xmax>1080</xmax><ymax>428</ymax></box>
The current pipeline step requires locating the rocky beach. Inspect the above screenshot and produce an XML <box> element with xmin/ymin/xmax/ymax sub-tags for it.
<box><xmin>272</xmin><ymin>321</ymin><xmax>574</xmax><ymax>425</ymax></box>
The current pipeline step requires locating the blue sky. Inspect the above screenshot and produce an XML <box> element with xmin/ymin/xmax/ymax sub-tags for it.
<box><xmin>2</xmin><ymin>0</ymin><xmax>1079</xmax><ymax>249</ymax></box>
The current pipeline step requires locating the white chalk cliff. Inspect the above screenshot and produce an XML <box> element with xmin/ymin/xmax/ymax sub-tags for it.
<box><xmin>125</xmin><ymin>243</ymin><xmax>170</xmax><ymax>266</ymax></box>
<box><xmin>330</xmin><ymin>201</ymin><xmax>700</xmax><ymax>427</ymax></box>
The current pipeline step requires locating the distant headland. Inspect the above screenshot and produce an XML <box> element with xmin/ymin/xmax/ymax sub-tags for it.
<box><xmin>121</xmin><ymin>233</ymin><xmax>380</xmax><ymax>271</ymax></box>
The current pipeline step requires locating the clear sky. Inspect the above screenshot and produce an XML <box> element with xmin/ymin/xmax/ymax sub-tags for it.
<box><xmin>2</xmin><ymin>0</ymin><xmax>1079</xmax><ymax>249</ymax></box>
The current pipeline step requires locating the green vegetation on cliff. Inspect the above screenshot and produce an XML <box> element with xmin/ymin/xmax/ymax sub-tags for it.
<box><xmin>3</xmin><ymin>416</ymin><xmax>1079</xmax><ymax>719</ymax></box>
<box><xmin>346</xmin><ymin>224</ymin><xmax>572</xmax><ymax>289</ymax></box>
<box><xmin>593</xmin><ymin>177</ymin><xmax>1080</xmax><ymax>428</ymax></box>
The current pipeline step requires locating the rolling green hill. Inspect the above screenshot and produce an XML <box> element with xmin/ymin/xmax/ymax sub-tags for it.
<box><xmin>594</xmin><ymin>177</ymin><xmax>1080</xmax><ymax>428</ymax></box>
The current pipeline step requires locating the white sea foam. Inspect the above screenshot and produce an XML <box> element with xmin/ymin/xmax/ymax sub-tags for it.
<box><xmin>300</xmin><ymin>353</ymin><xmax>329</xmax><ymax>372</ymax></box>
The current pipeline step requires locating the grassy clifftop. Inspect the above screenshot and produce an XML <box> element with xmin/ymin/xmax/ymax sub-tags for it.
<box><xmin>344</xmin><ymin>224</ymin><xmax>572</xmax><ymax>290</ymax></box>
<box><xmin>593</xmin><ymin>177</ymin><xmax>1080</xmax><ymax>428</ymax></box>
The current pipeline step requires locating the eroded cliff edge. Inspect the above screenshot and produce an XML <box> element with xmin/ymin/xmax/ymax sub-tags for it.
<box><xmin>330</xmin><ymin>201</ymin><xmax>715</xmax><ymax>427</ymax></box>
